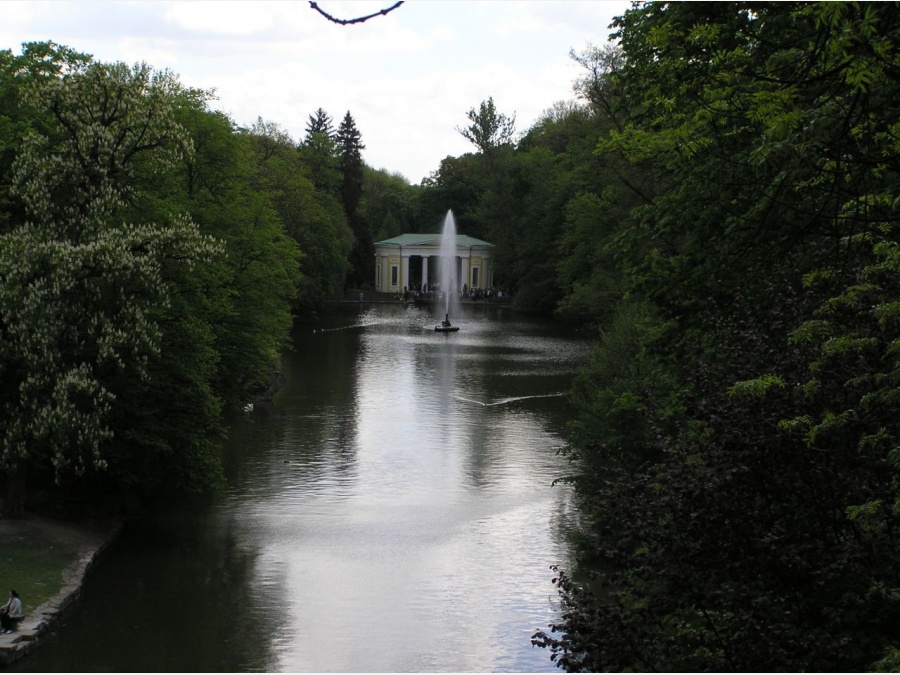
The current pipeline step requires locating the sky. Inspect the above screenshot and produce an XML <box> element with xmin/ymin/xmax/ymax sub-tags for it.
<box><xmin>2</xmin><ymin>1</ymin><xmax>631</xmax><ymax>185</ymax></box>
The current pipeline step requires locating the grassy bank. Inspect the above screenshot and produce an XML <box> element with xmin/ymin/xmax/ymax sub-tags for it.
<box><xmin>0</xmin><ymin>517</ymin><xmax>117</xmax><ymax>615</ymax></box>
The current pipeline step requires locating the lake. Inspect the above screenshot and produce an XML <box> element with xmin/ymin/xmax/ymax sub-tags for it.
<box><xmin>17</xmin><ymin>303</ymin><xmax>590</xmax><ymax>672</ymax></box>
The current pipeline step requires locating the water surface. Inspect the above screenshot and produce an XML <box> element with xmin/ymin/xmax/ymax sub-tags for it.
<box><xmin>18</xmin><ymin>304</ymin><xmax>589</xmax><ymax>672</ymax></box>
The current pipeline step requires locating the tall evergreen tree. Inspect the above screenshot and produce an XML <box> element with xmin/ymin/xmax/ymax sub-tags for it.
<box><xmin>337</xmin><ymin>111</ymin><xmax>371</xmax><ymax>287</ymax></box>
<box><xmin>337</xmin><ymin>110</ymin><xmax>365</xmax><ymax>216</ymax></box>
<box><xmin>304</xmin><ymin>107</ymin><xmax>334</xmax><ymax>139</ymax></box>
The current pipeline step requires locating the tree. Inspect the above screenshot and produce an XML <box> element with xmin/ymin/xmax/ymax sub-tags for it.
<box><xmin>304</xmin><ymin>107</ymin><xmax>334</xmax><ymax>140</ymax></box>
<box><xmin>299</xmin><ymin>127</ymin><xmax>341</xmax><ymax>196</ymax></box>
<box><xmin>453</xmin><ymin>98</ymin><xmax>519</xmax><ymax>291</ymax></box>
<box><xmin>251</xmin><ymin>116</ymin><xmax>294</xmax><ymax>161</ymax></box>
<box><xmin>245</xmin><ymin>117</ymin><xmax>351</xmax><ymax>309</ymax></box>
<box><xmin>361</xmin><ymin>167</ymin><xmax>417</xmax><ymax>241</ymax></box>
<box><xmin>337</xmin><ymin>111</ymin><xmax>365</xmax><ymax>216</ymax></box>
<box><xmin>570</xmin><ymin>43</ymin><xmax>626</xmax><ymax>124</ymax></box>
<box><xmin>0</xmin><ymin>42</ymin><xmax>93</xmax><ymax>234</ymax></box>
<box><xmin>456</xmin><ymin>96</ymin><xmax>516</xmax><ymax>155</ymax></box>
<box><xmin>0</xmin><ymin>59</ymin><xmax>222</xmax><ymax>515</ymax></box>
<box><xmin>337</xmin><ymin>111</ymin><xmax>372</xmax><ymax>287</ymax></box>
<box><xmin>537</xmin><ymin>2</ymin><xmax>900</xmax><ymax>670</ymax></box>
<box><xmin>417</xmin><ymin>154</ymin><xmax>482</xmax><ymax>238</ymax></box>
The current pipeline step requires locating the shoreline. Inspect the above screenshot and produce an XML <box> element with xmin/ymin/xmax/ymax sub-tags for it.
<box><xmin>0</xmin><ymin>517</ymin><xmax>122</xmax><ymax>667</ymax></box>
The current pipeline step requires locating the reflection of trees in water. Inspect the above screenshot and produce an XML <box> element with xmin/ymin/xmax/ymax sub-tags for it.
<box><xmin>453</xmin><ymin>348</ymin><xmax>584</xmax><ymax>493</ymax></box>
<box><xmin>19</xmin><ymin>305</ymin><xmax>589</xmax><ymax>673</ymax></box>
<box><xmin>18</xmin><ymin>498</ymin><xmax>285</xmax><ymax>672</ymax></box>
<box><xmin>129</xmin><ymin>504</ymin><xmax>286</xmax><ymax>671</ymax></box>
<box><xmin>216</xmin><ymin>316</ymin><xmax>363</xmax><ymax>501</ymax></box>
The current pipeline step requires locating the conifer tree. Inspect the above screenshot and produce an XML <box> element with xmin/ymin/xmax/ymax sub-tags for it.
<box><xmin>299</xmin><ymin>108</ymin><xmax>340</xmax><ymax>195</ymax></box>
<box><xmin>304</xmin><ymin>107</ymin><xmax>334</xmax><ymax>140</ymax></box>
<box><xmin>336</xmin><ymin>111</ymin><xmax>372</xmax><ymax>287</ymax></box>
<box><xmin>337</xmin><ymin>110</ymin><xmax>365</xmax><ymax>216</ymax></box>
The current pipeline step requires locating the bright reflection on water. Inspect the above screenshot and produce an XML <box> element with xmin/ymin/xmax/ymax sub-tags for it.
<box><xmin>15</xmin><ymin>304</ymin><xmax>591</xmax><ymax>673</ymax></box>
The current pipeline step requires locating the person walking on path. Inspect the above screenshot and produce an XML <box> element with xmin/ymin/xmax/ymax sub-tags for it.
<box><xmin>0</xmin><ymin>590</ymin><xmax>23</xmax><ymax>633</ymax></box>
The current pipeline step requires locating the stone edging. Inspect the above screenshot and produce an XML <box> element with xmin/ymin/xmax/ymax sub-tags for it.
<box><xmin>0</xmin><ymin>521</ymin><xmax>122</xmax><ymax>667</ymax></box>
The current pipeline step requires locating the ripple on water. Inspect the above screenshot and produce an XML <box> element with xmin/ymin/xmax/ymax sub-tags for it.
<box><xmin>211</xmin><ymin>307</ymin><xmax>587</xmax><ymax>672</ymax></box>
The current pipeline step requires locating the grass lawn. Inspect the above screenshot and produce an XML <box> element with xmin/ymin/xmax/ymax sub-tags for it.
<box><xmin>0</xmin><ymin>530</ymin><xmax>77</xmax><ymax>612</ymax></box>
<box><xmin>0</xmin><ymin>517</ymin><xmax>117</xmax><ymax>616</ymax></box>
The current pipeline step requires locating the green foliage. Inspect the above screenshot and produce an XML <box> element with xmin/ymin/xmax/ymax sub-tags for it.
<box><xmin>362</xmin><ymin>166</ymin><xmax>418</xmax><ymax>241</ymax></box>
<box><xmin>0</xmin><ymin>43</ymin><xmax>310</xmax><ymax>515</ymax></box>
<box><xmin>0</xmin><ymin>59</ymin><xmax>221</xmax><ymax>490</ymax></box>
<box><xmin>564</xmin><ymin>299</ymin><xmax>671</xmax><ymax>473</ymax></box>
<box><xmin>336</xmin><ymin>111</ymin><xmax>372</xmax><ymax>288</ymax></box>
<box><xmin>298</xmin><ymin>130</ymin><xmax>341</xmax><ymax>196</ymax></box>
<box><xmin>304</xmin><ymin>107</ymin><xmax>334</xmax><ymax>138</ymax></box>
<box><xmin>727</xmin><ymin>375</ymin><xmax>786</xmax><ymax>400</ymax></box>
<box><xmin>417</xmin><ymin>154</ymin><xmax>482</xmax><ymax>237</ymax></box>
<box><xmin>0</xmin><ymin>43</ymin><xmax>91</xmax><ymax>233</ymax></box>
<box><xmin>456</xmin><ymin>96</ymin><xmax>516</xmax><ymax>154</ymax></box>
<box><xmin>555</xmin><ymin>191</ymin><xmax>625</xmax><ymax>323</ymax></box>
<box><xmin>242</xmin><ymin>118</ymin><xmax>351</xmax><ymax>308</ymax></box>
<box><xmin>536</xmin><ymin>3</ymin><xmax>900</xmax><ymax>672</ymax></box>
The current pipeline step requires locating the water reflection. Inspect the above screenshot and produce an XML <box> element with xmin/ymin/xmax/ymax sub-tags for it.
<box><xmin>16</xmin><ymin>304</ymin><xmax>590</xmax><ymax>673</ymax></box>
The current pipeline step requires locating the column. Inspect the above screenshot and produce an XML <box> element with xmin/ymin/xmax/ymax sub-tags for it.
<box><xmin>401</xmin><ymin>254</ymin><xmax>409</xmax><ymax>291</ymax></box>
<box><xmin>422</xmin><ymin>256</ymin><xmax>429</xmax><ymax>289</ymax></box>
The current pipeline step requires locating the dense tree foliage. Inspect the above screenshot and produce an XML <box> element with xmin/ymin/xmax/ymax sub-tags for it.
<box><xmin>361</xmin><ymin>167</ymin><xmax>418</xmax><ymax>241</ymax></box>
<box><xmin>0</xmin><ymin>45</ymin><xmax>358</xmax><ymax>516</ymax></box>
<box><xmin>0</xmin><ymin>54</ymin><xmax>227</xmax><ymax>515</ymax></box>
<box><xmin>7</xmin><ymin>8</ymin><xmax>899</xmax><ymax>668</ymax></box>
<box><xmin>0</xmin><ymin>43</ymin><xmax>428</xmax><ymax>516</ymax></box>
<box><xmin>529</xmin><ymin>2</ymin><xmax>900</xmax><ymax>671</ymax></box>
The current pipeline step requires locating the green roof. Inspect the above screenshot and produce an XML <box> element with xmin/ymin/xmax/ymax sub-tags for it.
<box><xmin>374</xmin><ymin>233</ymin><xmax>493</xmax><ymax>248</ymax></box>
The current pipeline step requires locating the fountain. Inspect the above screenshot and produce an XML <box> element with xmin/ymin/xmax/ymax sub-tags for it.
<box><xmin>434</xmin><ymin>210</ymin><xmax>460</xmax><ymax>332</ymax></box>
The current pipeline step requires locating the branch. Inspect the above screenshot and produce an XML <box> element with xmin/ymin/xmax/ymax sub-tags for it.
<box><xmin>309</xmin><ymin>1</ymin><xmax>404</xmax><ymax>25</ymax></box>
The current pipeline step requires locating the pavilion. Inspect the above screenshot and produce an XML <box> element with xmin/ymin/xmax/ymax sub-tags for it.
<box><xmin>373</xmin><ymin>234</ymin><xmax>495</xmax><ymax>294</ymax></box>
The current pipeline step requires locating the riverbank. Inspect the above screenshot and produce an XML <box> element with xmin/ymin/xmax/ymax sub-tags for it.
<box><xmin>0</xmin><ymin>516</ymin><xmax>120</xmax><ymax>666</ymax></box>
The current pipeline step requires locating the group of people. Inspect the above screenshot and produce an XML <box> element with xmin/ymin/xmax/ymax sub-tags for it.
<box><xmin>0</xmin><ymin>590</ymin><xmax>22</xmax><ymax>634</ymax></box>
<box><xmin>403</xmin><ymin>282</ymin><xmax>512</xmax><ymax>303</ymax></box>
<box><xmin>460</xmin><ymin>284</ymin><xmax>511</xmax><ymax>301</ymax></box>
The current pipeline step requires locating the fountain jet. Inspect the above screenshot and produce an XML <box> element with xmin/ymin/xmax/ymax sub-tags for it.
<box><xmin>435</xmin><ymin>210</ymin><xmax>460</xmax><ymax>332</ymax></box>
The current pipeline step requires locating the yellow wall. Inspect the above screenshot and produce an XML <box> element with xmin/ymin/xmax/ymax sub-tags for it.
<box><xmin>469</xmin><ymin>256</ymin><xmax>483</xmax><ymax>288</ymax></box>
<box><xmin>388</xmin><ymin>256</ymin><xmax>400</xmax><ymax>289</ymax></box>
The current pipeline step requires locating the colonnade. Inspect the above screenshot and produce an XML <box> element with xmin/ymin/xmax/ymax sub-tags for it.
<box><xmin>373</xmin><ymin>235</ymin><xmax>494</xmax><ymax>295</ymax></box>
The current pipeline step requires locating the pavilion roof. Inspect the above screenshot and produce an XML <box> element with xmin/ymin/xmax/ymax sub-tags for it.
<box><xmin>374</xmin><ymin>233</ymin><xmax>494</xmax><ymax>248</ymax></box>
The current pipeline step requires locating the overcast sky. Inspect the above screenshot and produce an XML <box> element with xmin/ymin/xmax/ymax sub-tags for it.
<box><xmin>3</xmin><ymin>1</ymin><xmax>630</xmax><ymax>184</ymax></box>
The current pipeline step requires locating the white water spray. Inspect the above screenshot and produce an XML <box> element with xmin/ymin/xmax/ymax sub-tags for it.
<box><xmin>439</xmin><ymin>210</ymin><xmax>459</xmax><ymax>321</ymax></box>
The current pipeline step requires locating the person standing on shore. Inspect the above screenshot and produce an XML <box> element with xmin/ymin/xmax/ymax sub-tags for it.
<box><xmin>0</xmin><ymin>590</ymin><xmax>23</xmax><ymax>633</ymax></box>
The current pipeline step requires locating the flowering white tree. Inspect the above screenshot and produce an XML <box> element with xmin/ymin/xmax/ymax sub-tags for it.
<box><xmin>0</xmin><ymin>61</ymin><xmax>222</xmax><ymax>515</ymax></box>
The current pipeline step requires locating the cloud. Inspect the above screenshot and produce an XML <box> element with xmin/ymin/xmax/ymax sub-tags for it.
<box><xmin>162</xmin><ymin>2</ymin><xmax>276</xmax><ymax>35</ymax></box>
<box><xmin>1</xmin><ymin>0</ymin><xmax>630</xmax><ymax>184</ymax></box>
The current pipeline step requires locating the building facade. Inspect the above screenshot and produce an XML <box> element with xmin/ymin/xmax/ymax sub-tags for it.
<box><xmin>373</xmin><ymin>234</ymin><xmax>495</xmax><ymax>294</ymax></box>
